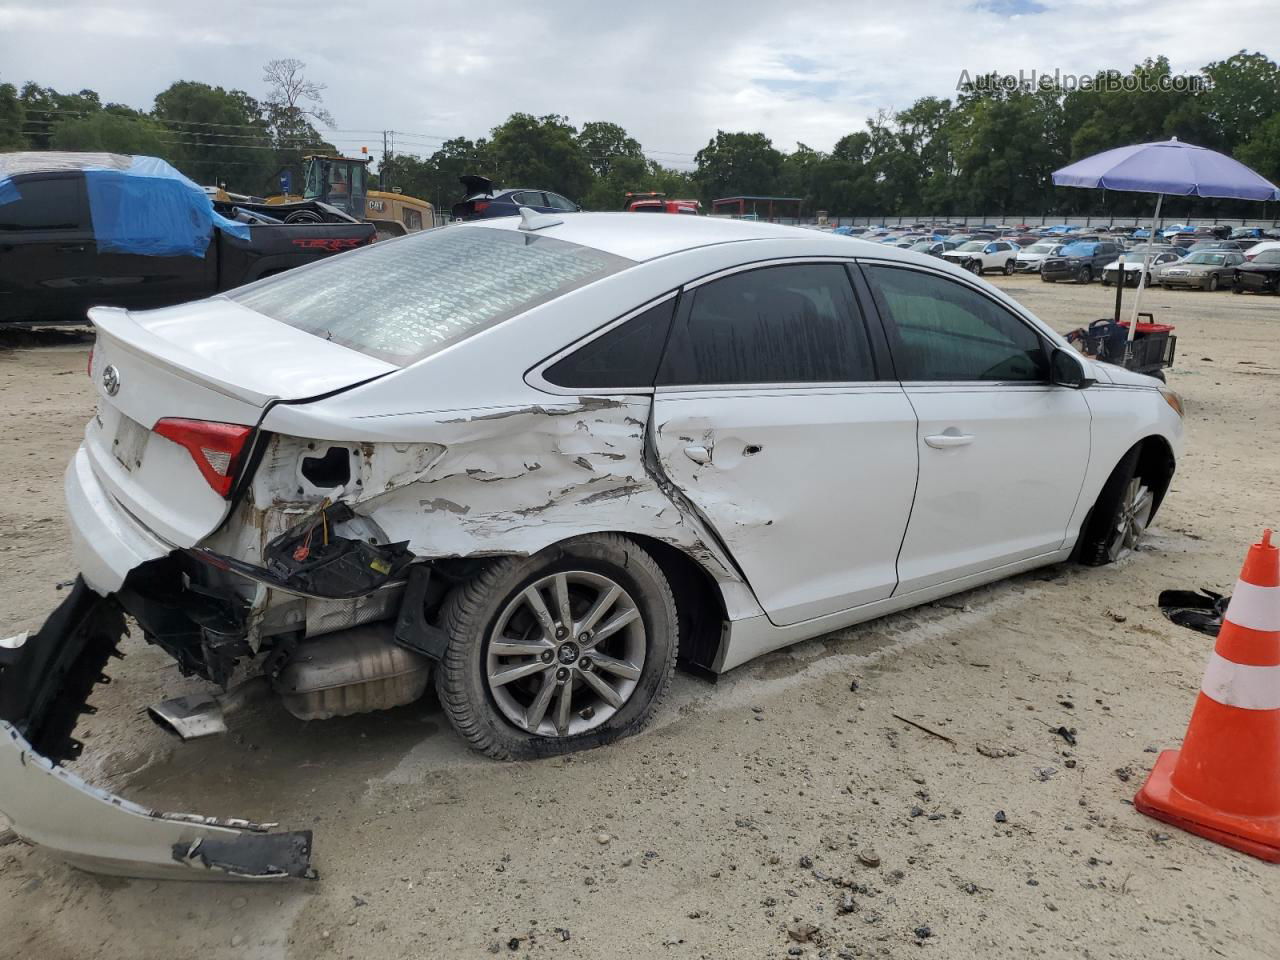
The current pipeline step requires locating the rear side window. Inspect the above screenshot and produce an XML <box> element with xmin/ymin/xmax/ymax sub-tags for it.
<box><xmin>229</xmin><ymin>227</ymin><xmax>632</xmax><ymax>366</ymax></box>
<box><xmin>0</xmin><ymin>176</ymin><xmax>86</xmax><ymax>231</ymax></box>
<box><xmin>544</xmin><ymin>298</ymin><xmax>676</xmax><ymax>389</ymax></box>
<box><xmin>514</xmin><ymin>191</ymin><xmax>547</xmax><ymax>207</ymax></box>
<box><xmin>863</xmin><ymin>265</ymin><xmax>1048</xmax><ymax>382</ymax></box>
<box><xmin>658</xmin><ymin>263</ymin><xmax>876</xmax><ymax>385</ymax></box>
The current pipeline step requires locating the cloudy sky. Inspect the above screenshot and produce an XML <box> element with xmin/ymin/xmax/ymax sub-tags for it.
<box><xmin>2</xmin><ymin>0</ymin><xmax>1278</xmax><ymax>168</ymax></box>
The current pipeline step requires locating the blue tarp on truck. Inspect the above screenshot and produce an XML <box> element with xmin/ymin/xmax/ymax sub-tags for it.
<box><xmin>0</xmin><ymin>152</ymin><xmax>248</xmax><ymax>257</ymax></box>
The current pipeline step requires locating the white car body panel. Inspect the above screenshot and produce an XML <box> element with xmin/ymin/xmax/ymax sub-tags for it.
<box><xmin>66</xmin><ymin>216</ymin><xmax>1183</xmax><ymax>671</ymax></box>
<box><xmin>894</xmin><ymin>383</ymin><xmax>1091</xmax><ymax>593</ymax></box>
<box><xmin>651</xmin><ymin>385</ymin><xmax>918</xmax><ymax>626</ymax></box>
<box><xmin>941</xmin><ymin>242</ymin><xmax>1018</xmax><ymax>272</ymax></box>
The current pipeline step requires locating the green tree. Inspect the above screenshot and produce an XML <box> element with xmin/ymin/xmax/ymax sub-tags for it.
<box><xmin>49</xmin><ymin>109</ymin><xmax>171</xmax><ymax>157</ymax></box>
<box><xmin>488</xmin><ymin>113</ymin><xmax>593</xmax><ymax>202</ymax></box>
<box><xmin>152</xmin><ymin>81</ymin><xmax>275</xmax><ymax>192</ymax></box>
<box><xmin>18</xmin><ymin>82</ymin><xmax>102</xmax><ymax>149</ymax></box>
<box><xmin>693</xmin><ymin>131</ymin><xmax>783</xmax><ymax>202</ymax></box>
<box><xmin>0</xmin><ymin>81</ymin><xmax>24</xmax><ymax>150</ymax></box>
<box><xmin>1237</xmin><ymin>111</ymin><xmax>1280</xmax><ymax>184</ymax></box>
<box><xmin>577</xmin><ymin>121</ymin><xmax>643</xmax><ymax>178</ymax></box>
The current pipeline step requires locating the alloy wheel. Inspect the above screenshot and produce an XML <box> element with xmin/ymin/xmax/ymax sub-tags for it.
<box><xmin>485</xmin><ymin>571</ymin><xmax>646</xmax><ymax>738</ymax></box>
<box><xmin>1107</xmin><ymin>477</ymin><xmax>1154</xmax><ymax>562</ymax></box>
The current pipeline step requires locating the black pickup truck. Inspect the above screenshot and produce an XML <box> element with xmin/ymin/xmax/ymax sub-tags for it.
<box><xmin>0</xmin><ymin>154</ymin><xmax>376</xmax><ymax>325</ymax></box>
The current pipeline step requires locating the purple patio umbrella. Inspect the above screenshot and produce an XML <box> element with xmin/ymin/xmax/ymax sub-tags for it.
<box><xmin>1053</xmin><ymin>138</ymin><xmax>1280</xmax><ymax>338</ymax></box>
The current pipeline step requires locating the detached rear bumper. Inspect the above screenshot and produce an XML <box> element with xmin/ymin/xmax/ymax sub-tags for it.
<box><xmin>0</xmin><ymin>722</ymin><xmax>313</xmax><ymax>880</ymax></box>
<box><xmin>0</xmin><ymin>580</ymin><xmax>315</xmax><ymax>881</ymax></box>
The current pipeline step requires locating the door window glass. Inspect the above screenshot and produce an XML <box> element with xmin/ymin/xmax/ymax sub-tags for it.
<box><xmin>658</xmin><ymin>263</ymin><xmax>875</xmax><ymax>385</ymax></box>
<box><xmin>0</xmin><ymin>177</ymin><xmax>85</xmax><ymax>231</ymax></box>
<box><xmin>864</xmin><ymin>265</ymin><xmax>1048</xmax><ymax>382</ymax></box>
<box><xmin>514</xmin><ymin>191</ymin><xmax>547</xmax><ymax>207</ymax></box>
<box><xmin>547</xmin><ymin>193</ymin><xmax>577</xmax><ymax>211</ymax></box>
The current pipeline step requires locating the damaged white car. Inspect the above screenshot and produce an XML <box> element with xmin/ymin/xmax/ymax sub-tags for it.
<box><xmin>0</xmin><ymin>210</ymin><xmax>1184</xmax><ymax>878</ymax></box>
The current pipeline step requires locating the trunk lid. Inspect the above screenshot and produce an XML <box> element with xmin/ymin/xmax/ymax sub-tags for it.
<box><xmin>84</xmin><ymin>298</ymin><xmax>395</xmax><ymax>548</ymax></box>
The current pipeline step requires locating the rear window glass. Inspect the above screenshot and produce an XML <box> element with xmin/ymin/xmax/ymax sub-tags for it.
<box><xmin>228</xmin><ymin>226</ymin><xmax>632</xmax><ymax>365</ymax></box>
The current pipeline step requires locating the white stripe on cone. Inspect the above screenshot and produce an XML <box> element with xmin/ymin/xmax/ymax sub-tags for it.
<box><xmin>1225</xmin><ymin>580</ymin><xmax>1280</xmax><ymax>633</ymax></box>
<box><xmin>1201</xmin><ymin>651</ymin><xmax>1280</xmax><ymax>711</ymax></box>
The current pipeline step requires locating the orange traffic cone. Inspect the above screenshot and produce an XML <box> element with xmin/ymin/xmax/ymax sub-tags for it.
<box><xmin>1135</xmin><ymin>528</ymin><xmax>1280</xmax><ymax>861</ymax></box>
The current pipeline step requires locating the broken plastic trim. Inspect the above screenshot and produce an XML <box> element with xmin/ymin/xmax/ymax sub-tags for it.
<box><xmin>0</xmin><ymin>722</ymin><xmax>314</xmax><ymax>880</ymax></box>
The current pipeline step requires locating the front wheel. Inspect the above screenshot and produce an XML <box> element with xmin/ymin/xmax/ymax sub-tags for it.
<box><xmin>1077</xmin><ymin>447</ymin><xmax>1156</xmax><ymax>566</ymax></box>
<box><xmin>435</xmin><ymin>534</ymin><xmax>677</xmax><ymax>759</ymax></box>
<box><xmin>1208</xmin><ymin>274</ymin><xmax>1219</xmax><ymax>292</ymax></box>
<box><xmin>967</xmin><ymin>258</ymin><xmax>983</xmax><ymax>275</ymax></box>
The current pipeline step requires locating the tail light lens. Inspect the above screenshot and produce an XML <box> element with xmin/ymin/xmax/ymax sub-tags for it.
<box><xmin>153</xmin><ymin>418</ymin><xmax>253</xmax><ymax>498</ymax></box>
<box><xmin>87</xmin><ymin>346</ymin><xmax>95</xmax><ymax>378</ymax></box>
<box><xmin>473</xmin><ymin>200</ymin><xmax>489</xmax><ymax>213</ymax></box>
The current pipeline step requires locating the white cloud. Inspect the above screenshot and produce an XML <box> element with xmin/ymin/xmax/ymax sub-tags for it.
<box><xmin>1</xmin><ymin>0</ymin><xmax>1277</xmax><ymax>171</ymax></box>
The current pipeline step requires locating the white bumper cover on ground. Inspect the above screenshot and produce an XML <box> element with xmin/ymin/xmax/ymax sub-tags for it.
<box><xmin>0</xmin><ymin>722</ymin><xmax>313</xmax><ymax>880</ymax></box>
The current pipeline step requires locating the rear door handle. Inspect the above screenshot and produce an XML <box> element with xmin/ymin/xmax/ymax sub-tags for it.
<box><xmin>924</xmin><ymin>432</ymin><xmax>974</xmax><ymax>449</ymax></box>
<box><xmin>683</xmin><ymin>444</ymin><xmax>711</xmax><ymax>464</ymax></box>
<box><xmin>57</xmin><ymin>244</ymin><xmax>86</xmax><ymax>253</ymax></box>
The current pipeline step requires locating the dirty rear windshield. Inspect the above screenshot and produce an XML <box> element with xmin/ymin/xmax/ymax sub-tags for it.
<box><xmin>228</xmin><ymin>226</ymin><xmax>633</xmax><ymax>366</ymax></box>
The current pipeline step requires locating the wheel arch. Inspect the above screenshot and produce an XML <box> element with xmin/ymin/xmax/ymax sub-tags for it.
<box><xmin>1134</xmin><ymin>433</ymin><xmax>1177</xmax><ymax>516</ymax></box>
<box><xmin>625</xmin><ymin>534</ymin><xmax>729</xmax><ymax>679</ymax></box>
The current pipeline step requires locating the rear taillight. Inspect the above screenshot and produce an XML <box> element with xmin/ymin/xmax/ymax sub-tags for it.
<box><xmin>153</xmin><ymin>418</ymin><xmax>253</xmax><ymax>498</ymax></box>
<box><xmin>473</xmin><ymin>200</ymin><xmax>489</xmax><ymax>213</ymax></box>
<box><xmin>87</xmin><ymin>346</ymin><xmax>94</xmax><ymax>378</ymax></box>
<box><xmin>1246</xmin><ymin>254</ymin><xmax>1255</xmax><ymax>261</ymax></box>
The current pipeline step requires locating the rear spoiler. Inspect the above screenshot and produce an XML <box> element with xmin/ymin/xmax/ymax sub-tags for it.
<box><xmin>459</xmin><ymin>174</ymin><xmax>496</xmax><ymax>197</ymax></box>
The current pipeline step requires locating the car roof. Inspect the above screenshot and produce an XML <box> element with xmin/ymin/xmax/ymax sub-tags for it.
<box><xmin>463</xmin><ymin>212</ymin><xmax>882</xmax><ymax>262</ymax></box>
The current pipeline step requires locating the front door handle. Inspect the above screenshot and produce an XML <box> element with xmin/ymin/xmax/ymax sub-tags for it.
<box><xmin>683</xmin><ymin>444</ymin><xmax>711</xmax><ymax>464</ymax></box>
<box><xmin>924</xmin><ymin>432</ymin><xmax>975</xmax><ymax>449</ymax></box>
<box><xmin>57</xmin><ymin>244</ymin><xmax>86</xmax><ymax>253</ymax></box>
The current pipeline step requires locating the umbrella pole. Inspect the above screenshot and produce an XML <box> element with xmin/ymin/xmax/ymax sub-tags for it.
<box><xmin>1127</xmin><ymin>193</ymin><xmax>1163</xmax><ymax>343</ymax></box>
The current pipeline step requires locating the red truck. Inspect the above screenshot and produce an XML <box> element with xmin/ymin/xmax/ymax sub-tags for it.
<box><xmin>623</xmin><ymin>192</ymin><xmax>700</xmax><ymax>215</ymax></box>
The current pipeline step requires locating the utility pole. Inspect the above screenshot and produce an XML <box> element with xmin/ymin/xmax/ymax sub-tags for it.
<box><xmin>382</xmin><ymin>130</ymin><xmax>390</xmax><ymax>188</ymax></box>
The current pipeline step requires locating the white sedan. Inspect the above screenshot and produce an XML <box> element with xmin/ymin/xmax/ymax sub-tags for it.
<box><xmin>941</xmin><ymin>239</ymin><xmax>1021</xmax><ymax>275</ymax></box>
<box><xmin>2</xmin><ymin>214</ymin><xmax>1184</xmax><ymax>831</ymax></box>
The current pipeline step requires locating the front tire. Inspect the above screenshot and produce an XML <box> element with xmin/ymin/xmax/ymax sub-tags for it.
<box><xmin>1078</xmin><ymin>266</ymin><xmax>1093</xmax><ymax>284</ymax></box>
<box><xmin>1208</xmin><ymin>274</ymin><xmax>1219</xmax><ymax>292</ymax></box>
<box><xmin>435</xmin><ymin>534</ymin><xmax>678</xmax><ymax>759</ymax></box>
<box><xmin>1077</xmin><ymin>447</ymin><xmax>1156</xmax><ymax>566</ymax></box>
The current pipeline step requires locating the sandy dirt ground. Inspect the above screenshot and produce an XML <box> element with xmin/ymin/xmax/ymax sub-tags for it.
<box><xmin>0</xmin><ymin>276</ymin><xmax>1277</xmax><ymax>960</ymax></box>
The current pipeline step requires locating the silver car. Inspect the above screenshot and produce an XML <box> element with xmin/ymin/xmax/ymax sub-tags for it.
<box><xmin>1157</xmin><ymin>250</ymin><xmax>1247</xmax><ymax>290</ymax></box>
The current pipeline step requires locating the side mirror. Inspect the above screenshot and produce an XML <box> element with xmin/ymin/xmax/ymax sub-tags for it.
<box><xmin>1051</xmin><ymin>347</ymin><xmax>1095</xmax><ymax>389</ymax></box>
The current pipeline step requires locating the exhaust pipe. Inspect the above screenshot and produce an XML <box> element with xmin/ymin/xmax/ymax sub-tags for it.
<box><xmin>148</xmin><ymin>676</ymin><xmax>269</xmax><ymax>741</ymax></box>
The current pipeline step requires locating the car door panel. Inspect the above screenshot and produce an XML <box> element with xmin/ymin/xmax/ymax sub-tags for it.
<box><xmin>653</xmin><ymin>386</ymin><xmax>919</xmax><ymax>625</ymax></box>
<box><xmin>650</xmin><ymin>260</ymin><xmax>918</xmax><ymax>627</ymax></box>
<box><xmin>860</xmin><ymin>262</ymin><xmax>1092</xmax><ymax>594</ymax></box>
<box><xmin>895</xmin><ymin>383</ymin><xmax>1090</xmax><ymax>593</ymax></box>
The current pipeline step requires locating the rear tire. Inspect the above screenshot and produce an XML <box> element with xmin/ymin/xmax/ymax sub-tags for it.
<box><xmin>1003</xmin><ymin>259</ymin><xmax>1015</xmax><ymax>275</ymax></box>
<box><xmin>435</xmin><ymin>534</ymin><xmax>677</xmax><ymax>760</ymax></box>
<box><xmin>1076</xmin><ymin>447</ymin><xmax>1156</xmax><ymax>566</ymax></box>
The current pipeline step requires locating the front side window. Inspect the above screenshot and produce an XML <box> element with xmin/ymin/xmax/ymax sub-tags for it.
<box><xmin>864</xmin><ymin>265</ymin><xmax>1048</xmax><ymax>383</ymax></box>
<box><xmin>0</xmin><ymin>176</ymin><xmax>85</xmax><ymax>231</ymax></box>
<box><xmin>658</xmin><ymin>263</ymin><xmax>876</xmax><ymax>385</ymax></box>
<box><xmin>402</xmin><ymin>208</ymin><xmax>423</xmax><ymax>231</ymax></box>
<box><xmin>230</xmin><ymin>226</ymin><xmax>632</xmax><ymax>366</ymax></box>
